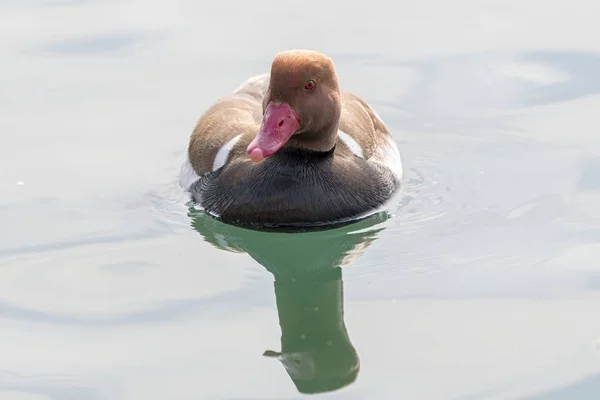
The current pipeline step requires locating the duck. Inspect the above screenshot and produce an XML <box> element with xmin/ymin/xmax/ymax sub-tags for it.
<box><xmin>180</xmin><ymin>49</ymin><xmax>403</xmax><ymax>228</ymax></box>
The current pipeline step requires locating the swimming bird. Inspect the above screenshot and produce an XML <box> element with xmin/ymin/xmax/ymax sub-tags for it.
<box><xmin>180</xmin><ymin>50</ymin><xmax>402</xmax><ymax>227</ymax></box>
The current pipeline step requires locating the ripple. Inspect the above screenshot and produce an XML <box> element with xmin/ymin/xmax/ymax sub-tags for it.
<box><xmin>0</xmin><ymin>177</ymin><xmax>193</xmax><ymax>260</ymax></box>
<box><xmin>0</xmin><ymin>234</ymin><xmax>252</xmax><ymax>325</ymax></box>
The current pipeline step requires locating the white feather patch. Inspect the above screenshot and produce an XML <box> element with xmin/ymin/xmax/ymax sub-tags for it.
<box><xmin>179</xmin><ymin>156</ymin><xmax>200</xmax><ymax>191</ymax></box>
<box><xmin>375</xmin><ymin>135</ymin><xmax>403</xmax><ymax>181</ymax></box>
<box><xmin>337</xmin><ymin>130</ymin><xmax>364</xmax><ymax>158</ymax></box>
<box><xmin>212</xmin><ymin>134</ymin><xmax>243</xmax><ymax>171</ymax></box>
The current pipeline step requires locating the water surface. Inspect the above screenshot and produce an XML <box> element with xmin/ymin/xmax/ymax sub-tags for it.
<box><xmin>2</xmin><ymin>0</ymin><xmax>600</xmax><ymax>399</ymax></box>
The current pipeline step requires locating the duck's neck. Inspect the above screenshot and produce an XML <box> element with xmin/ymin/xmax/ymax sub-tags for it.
<box><xmin>276</xmin><ymin>144</ymin><xmax>336</xmax><ymax>160</ymax></box>
<box><xmin>285</xmin><ymin>123</ymin><xmax>339</xmax><ymax>154</ymax></box>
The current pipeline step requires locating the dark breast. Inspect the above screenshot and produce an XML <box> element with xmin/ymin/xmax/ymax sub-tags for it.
<box><xmin>191</xmin><ymin>148</ymin><xmax>399</xmax><ymax>228</ymax></box>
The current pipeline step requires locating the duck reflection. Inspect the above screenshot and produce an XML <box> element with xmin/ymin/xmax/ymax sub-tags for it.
<box><xmin>189</xmin><ymin>209</ymin><xmax>390</xmax><ymax>394</ymax></box>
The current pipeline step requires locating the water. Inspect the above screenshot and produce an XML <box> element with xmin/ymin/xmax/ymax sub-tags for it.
<box><xmin>2</xmin><ymin>0</ymin><xmax>600</xmax><ymax>399</ymax></box>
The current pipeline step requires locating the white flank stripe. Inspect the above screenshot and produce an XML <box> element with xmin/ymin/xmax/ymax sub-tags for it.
<box><xmin>179</xmin><ymin>156</ymin><xmax>200</xmax><ymax>191</ymax></box>
<box><xmin>376</xmin><ymin>135</ymin><xmax>403</xmax><ymax>180</ymax></box>
<box><xmin>338</xmin><ymin>130</ymin><xmax>364</xmax><ymax>158</ymax></box>
<box><xmin>212</xmin><ymin>134</ymin><xmax>243</xmax><ymax>171</ymax></box>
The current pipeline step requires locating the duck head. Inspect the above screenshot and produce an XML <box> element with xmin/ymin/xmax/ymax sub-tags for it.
<box><xmin>247</xmin><ymin>50</ymin><xmax>342</xmax><ymax>161</ymax></box>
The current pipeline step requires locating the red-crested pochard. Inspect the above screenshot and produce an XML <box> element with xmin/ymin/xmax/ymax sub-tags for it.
<box><xmin>180</xmin><ymin>50</ymin><xmax>403</xmax><ymax>227</ymax></box>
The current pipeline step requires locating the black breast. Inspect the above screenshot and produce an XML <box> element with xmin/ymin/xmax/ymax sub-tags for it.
<box><xmin>191</xmin><ymin>148</ymin><xmax>399</xmax><ymax>228</ymax></box>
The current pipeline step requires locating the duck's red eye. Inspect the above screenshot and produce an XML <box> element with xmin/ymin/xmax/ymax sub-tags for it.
<box><xmin>304</xmin><ymin>80</ymin><xmax>316</xmax><ymax>91</ymax></box>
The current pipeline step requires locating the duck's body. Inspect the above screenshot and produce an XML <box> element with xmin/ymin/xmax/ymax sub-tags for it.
<box><xmin>180</xmin><ymin>51</ymin><xmax>402</xmax><ymax>227</ymax></box>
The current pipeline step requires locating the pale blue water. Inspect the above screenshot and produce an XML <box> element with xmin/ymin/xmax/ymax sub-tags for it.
<box><xmin>1</xmin><ymin>1</ymin><xmax>600</xmax><ymax>399</ymax></box>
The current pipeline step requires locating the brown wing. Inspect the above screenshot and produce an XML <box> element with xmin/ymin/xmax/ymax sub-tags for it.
<box><xmin>338</xmin><ymin>92</ymin><xmax>390</xmax><ymax>160</ymax></box>
<box><xmin>188</xmin><ymin>74</ymin><xmax>269</xmax><ymax>175</ymax></box>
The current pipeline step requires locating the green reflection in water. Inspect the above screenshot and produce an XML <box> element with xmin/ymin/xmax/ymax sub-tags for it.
<box><xmin>189</xmin><ymin>209</ymin><xmax>390</xmax><ymax>395</ymax></box>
